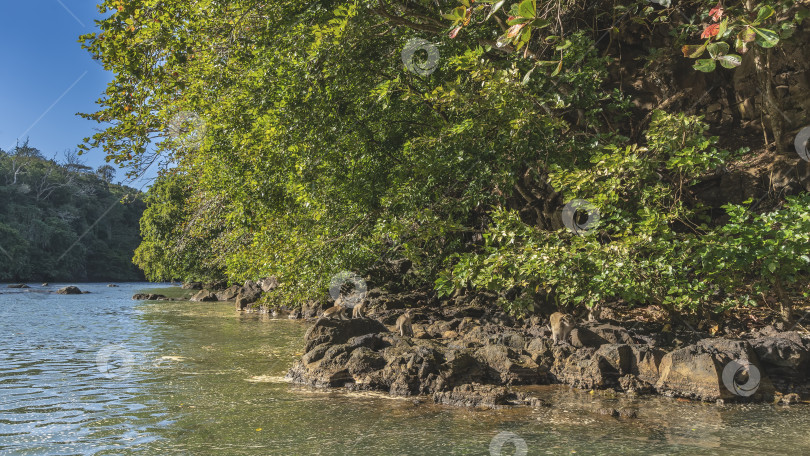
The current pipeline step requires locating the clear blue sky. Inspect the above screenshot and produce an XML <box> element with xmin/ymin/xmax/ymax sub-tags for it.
<box><xmin>0</xmin><ymin>1</ymin><xmax>155</xmax><ymax>188</ymax></box>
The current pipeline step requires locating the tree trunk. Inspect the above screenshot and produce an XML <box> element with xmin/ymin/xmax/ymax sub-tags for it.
<box><xmin>774</xmin><ymin>276</ymin><xmax>793</xmax><ymax>324</ymax></box>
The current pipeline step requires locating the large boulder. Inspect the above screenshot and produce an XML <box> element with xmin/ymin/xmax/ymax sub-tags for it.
<box><xmin>235</xmin><ymin>280</ymin><xmax>263</xmax><ymax>310</ymax></box>
<box><xmin>474</xmin><ymin>343</ymin><xmax>547</xmax><ymax>385</ymax></box>
<box><xmin>553</xmin><ymin>348</ymin><xmax>615</xmax><ymax>389</ymax></box>
<box><xmin>303</xmin><ymin>318</ymin><xmax>389</xmax><ymax>353</ymax></box>
<box><xmin>301</xmin><ymin>300</ymin><xmax>326</xmax><ymax>318</ymax></box>
<box><xmin>570</xmin><ymin>327</ymin><xmax>609</xmax><ymax>348</ymax></box>
<box><xmin>750</xmin><ymin>331</ymin><xmax>810</xmax><ymax>381</ymax></box>
<box><xmin>655</xmin><ymin>339</ymin><xmax>773</xmax><ymax>401</ymax></box>
<box><xmin>590</xmin><ymin>324</ymin><xmax>635</xmax><ymax>345</ymax></box>
<box><xmin>629</xmin><ymin>345</ymin><xmax>665</xmax><ymax>385</ymax></box>
<box><xmin>190</xmin><ymin>290</ymin><xmax>218</xmax><ymax>302</ymax></box>
<box><xmin>258</xmin><ymin>276</ymin><xmax>279</xmax><ymax>293</ymax></box>
<box><xmin>215</xmin><ymin>285</ymin><xmax>241</xmax><ymax>302</ymax></box>
<box><xmin>56</xmin><ymin>286</ymin><xmax>83</xmax><ymax>295</ymax></box>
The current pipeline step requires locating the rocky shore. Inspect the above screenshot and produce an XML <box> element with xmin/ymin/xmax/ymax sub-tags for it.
<box><xmin>165</xmin><ymin>263</ymin><xmax>810</xmax><ymax>409</ymax></box>
<box><xmin>284</xmin><ymin>297</ymin><xmax>809</xmax><ymax>408</ymax></box>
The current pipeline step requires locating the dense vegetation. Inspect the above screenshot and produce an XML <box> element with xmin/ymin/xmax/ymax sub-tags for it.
<box><xmin>80</xmin><ymin>0</ymin><xmax>810</xmax><ymax>320</ymax></box>
<box><xmin>0</xmin><ymin>141</ymin><xmax>144</xmax><ymax>282</ymax></box>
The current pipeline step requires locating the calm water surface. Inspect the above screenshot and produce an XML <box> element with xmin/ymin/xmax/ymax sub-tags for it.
<box><xmin>1</xmin><ymin>282</ymin><xmax>809</xmax><ymax>455</ymax></box>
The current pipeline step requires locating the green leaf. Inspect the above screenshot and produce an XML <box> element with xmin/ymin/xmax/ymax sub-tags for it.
<box><xmin>693</xmin><ymin>59</ymin><xmax>716</xmax><ymax>72</ymax></box>
<box><xmin>522</xmin><ymin>65</ymin><xmax>536</xmax><ymax>84</ymax></box>
<box><xmin>797</xmin><ymin>8</ymin><xmax>810</xmax><ymax>24</ymax></box>
<box><xmin>719</xmin><ymin>54</ymin><xmax>742</xmax><ymax>68</ymax></box>
<box><xmin>486</xmin><ymin>0</ymin><xmax>507</xmax><ymax>20</ymax></box>
<box><xmin>752</xmin><ymin>27</ymin><xmax>779</xmax><ymax>48</ymax></box>
<box><xmin>682</xmin><ymin>43</ymin><xmax>707</xmax><ymax>58</ymax></box>
<box><xmin>443</xmin><ymin>6</ymin><xmax>467</xmax><ymax>21</ymax></box>
<box><xmin>517</xmin><ymin>0</ymin><xmax>535</xmax><ymax>19</ymax></box>
<box><xmin>717</xmin><ymin>18</ymin><xmax>729</xmax><ymax>38</ymax></box>
<box><xmin>754</xmin><ymin>5</ymin><xmax>775</xmax><ymax>25</ymax></box>
<box><xmin>735</xmin><ymin>36</ymin><xmax>747</xmax><ymax>54</ymax></box>
<box><xmin>707</xmin><ymin>41</ymin><xmax>729</xmax><ymax>58</ymax></box>
<box><xmin>739</xmin><ymin>27</ymin><xmax>756</xmax><ymax>43</ymax></box>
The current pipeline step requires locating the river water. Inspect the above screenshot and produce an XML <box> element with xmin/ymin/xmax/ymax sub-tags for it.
<box><xmin>1</xmin><ymin>282</ymin><xmax>809</xmax><ymax>455</ymax></box>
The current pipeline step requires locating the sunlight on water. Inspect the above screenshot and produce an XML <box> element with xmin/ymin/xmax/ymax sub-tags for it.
<box><xmin>1</xmin><ymin>283</ymin><xmax>810</xmax><ymax>455</ymax></box>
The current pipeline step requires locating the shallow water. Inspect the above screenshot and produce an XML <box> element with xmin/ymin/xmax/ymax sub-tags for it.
<box><xmin>1</xmin><ymin>282</ymin><xmax>809</xmax><ymax>455</ymax></box>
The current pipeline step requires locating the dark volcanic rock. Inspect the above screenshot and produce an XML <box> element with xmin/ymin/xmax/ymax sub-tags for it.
<box><xmin>56</xmin><ymin>286</ymin><xmax>82</xmax><ymax>295</ymax></box>
<box><xmin>750</xmin><ymin>331</ymin><xmax>810</xmax><ymax>381</ymax></box>
<box><xmin>303</xmin><ymin>318</ymin><xmax>389</xmax><ymax>353</ymax></box>
<box><xmin>132</xmin><ymin>293</ymin><xmax>169</xmax><ymax>301</ymax></box>
<box><xmin>216</xmin><ymin>285</ymin><xmax>241</xmax><ymax>302</ymax></box>
<box><xmin>235</xmin><ymin>280</ymin><xmax>263</xmax><ymax>310</ymax></box>
<box><xmin>190</xmin><ymin>290</ymin><xmax>218</xmax><ymax>302</ymax></box>
<box><xmin>285</xmin><ymin>291</ymin><xmax>810</xmax><ymax>407</ymax></box>
<box><xmin>655</xmin><ymin>339</ymin><xmax>774</xmax><ymax>401</ymax></box>
<box><xmin>433</xmin><ymin>383</ymin><xmax>513</xmax><ymax>408</ymax></box>
<box><xmin>570</xmin><ymin>327</ymin><xmax>609</xmax><ymax>348</ymax></box>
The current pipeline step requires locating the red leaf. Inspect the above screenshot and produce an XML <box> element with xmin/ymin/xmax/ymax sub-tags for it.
<box><xmin>701</xmin><ymin>23</ymin><xmax>721</xmax><ymax>39</ymax></box>
<box><xmin>449</xmin><ymin>26</ymin><xmax>462</xmax><ymax>39</ymax></box>
<box><xmin>709</xmin><ymin>2</ymin><xmax>724</xmax><ymax>22</ymax></box>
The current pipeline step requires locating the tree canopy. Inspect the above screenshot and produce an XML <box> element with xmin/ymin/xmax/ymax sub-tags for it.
<box><xmin>80</xmin><ymin>0</ymin><xmax>810</xmax><ymax>318</ymax></box>
<box><xmin>0</xmin><ymin>141</ymin><xmax>145</xmax><ymax>282</ymax></box>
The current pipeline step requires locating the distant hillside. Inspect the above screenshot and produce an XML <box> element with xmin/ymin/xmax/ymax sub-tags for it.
<box><xmin>0</xmin><ymin>141</ymin><xmax>145</xmax><ymax>282</ymax></box>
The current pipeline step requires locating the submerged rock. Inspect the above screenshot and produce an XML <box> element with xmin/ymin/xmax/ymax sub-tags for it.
<box><xmin>7</xmin><ymin>284</ymin><xmax>30</xmax><ymax>289</ymax></box>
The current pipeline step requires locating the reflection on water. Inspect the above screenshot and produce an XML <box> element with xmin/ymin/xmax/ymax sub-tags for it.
<box><xmin>1</xmin><ymin>283</ymin><xmax>809</xmax><ymax>455</ymax></box>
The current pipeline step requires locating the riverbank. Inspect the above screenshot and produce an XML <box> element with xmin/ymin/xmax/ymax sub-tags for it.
<box><xmin>285</xmin><ymin>290</ymin><xmax>810</xmax><ymax>408</ymax></box>
<box><xmin>160</xmin><ymin>268</ymin><xmax>810</xmax><ymax>409</ymax></box>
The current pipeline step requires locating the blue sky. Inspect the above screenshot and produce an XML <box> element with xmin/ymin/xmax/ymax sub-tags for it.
<box><xmin>0</xmin><ymin>1</ymin><xmax>155</xmax><ymax>188</ymax></box>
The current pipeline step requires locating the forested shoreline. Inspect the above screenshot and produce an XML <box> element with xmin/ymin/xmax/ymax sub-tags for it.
<box><xmin>0</xmin><ymin>141</ymin><xmax>145</xmax><ymax>282</ymax></box>
<box><xmin>81</xmin><ymin>1</ymin><xmax>810</xmax><ymax>324</ymax></box>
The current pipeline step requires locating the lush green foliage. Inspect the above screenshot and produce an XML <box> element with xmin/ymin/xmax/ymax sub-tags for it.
<box><xmin>0</xmin><ymin>141</ymin><xmax>144</xmax><ymax>282</ymax></box>
<box><xmin>81</xmin><ymin>0</ymin><xmax>808</xmax><ymax>314</ymax></box>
